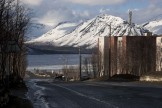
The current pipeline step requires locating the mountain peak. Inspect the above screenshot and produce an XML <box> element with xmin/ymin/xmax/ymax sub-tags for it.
<box><xmin>95</xmin><ymin>14</ymin><xmax>124</xmax><ymax>24</ymax></box>
<box><xmin>27</xmin><ymin>14</ymin><xmax>151</xmax><ymax>51</ymax></box>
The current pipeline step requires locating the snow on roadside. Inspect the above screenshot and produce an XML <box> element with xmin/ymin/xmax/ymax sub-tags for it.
<box><xmin>140</xmin><ymin>76</ymin><xmax>162</xmax><ymax>82</ymax></box>
<box><xmin>26</xmin><ymin>79</ymin><xmax>50</xmax><ymax>108</ymax></box>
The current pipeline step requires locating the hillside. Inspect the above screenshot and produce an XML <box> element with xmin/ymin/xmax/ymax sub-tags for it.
<box><xmin>143</xmin><ymin>19</ymin><xmax>162</xmax><ymax>35</ymax></box>
<box><xmin>26</xmin><ymin>14</ymin><xmax>150</xmax><ymax>53</ymax></box>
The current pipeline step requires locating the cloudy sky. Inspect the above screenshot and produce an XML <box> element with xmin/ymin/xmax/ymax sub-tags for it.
<box><xmin>21</xmin><ymin>0</ymin><xmax>162</xmax><ymax>27</ymax></box>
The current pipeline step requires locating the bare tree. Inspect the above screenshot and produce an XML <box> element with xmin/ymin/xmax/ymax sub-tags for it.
<box><xmin>0</xmin><ymin>0</ymin><xmax>30</xmax><ymax>86</ymax></box>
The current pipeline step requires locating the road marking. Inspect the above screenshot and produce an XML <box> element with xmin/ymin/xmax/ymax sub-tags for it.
<box><xmin>85</xmin><ymin>82</ymin><xmax>162</xmax><ymax>89</ymax></box>
<box><xmin>51</xmin><ymin>83</ymin><xmax>119</xmax><ymax>108</ymax></box>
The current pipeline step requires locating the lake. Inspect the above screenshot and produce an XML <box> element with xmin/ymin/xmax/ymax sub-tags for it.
<box><xmin>27</xmin><ymin>54</ymin><xmax>91</xmax><ymax>71</ymax></box>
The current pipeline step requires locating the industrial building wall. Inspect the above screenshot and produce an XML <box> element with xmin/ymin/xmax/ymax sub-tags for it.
<box><xmin>98</xmin><ymin>36</ymin><xmax>157</xmax><ymax>78</ymax></box>
<box><xmin>156</xmin><ymin>36</ymin><xmax>162</xmax><ymax>71</ymax></box>
<box><xmin>117</xmin><ymin>37</ymin><xmax>123</xmax><ymax>74</ymax></box>
<box><xmin>109</xmin><ymin>37</ymin><xmax>118</xmax><ymax>77</ymax></box>
<box><xmin>124</xmin><ymin>36</ymin><xmax>144</xmax><ymax>75</ymax></box>
<box><xmin>98</xmin><ymin>37</ymin><xmax>110</xmax><ymax>77</ymax></box>
<box><xmin>104</xmin><ymin>37</ymin><xmax>110</xmax><ymax>76</ymax></box>
<box><xmin>122</xmin><ymin>36</ymin><xmax>156</xmax><ymax>76</ymax></box>
<box><xmin>145</xmin><ymin>37</ymin><xmax>156</xmax><ymax>73</ymax></box>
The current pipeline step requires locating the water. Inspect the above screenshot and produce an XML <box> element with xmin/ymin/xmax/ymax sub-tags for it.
<box><xmin>27</xmin><ymin>54</ymin><xmax>91</xmax><ymax>71</ymax></box>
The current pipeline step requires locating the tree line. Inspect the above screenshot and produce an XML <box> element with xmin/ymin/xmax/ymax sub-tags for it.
<box><xmin>0</xmin><ymin>0</ymin><xmax>30</xmax><ymax>87</ymax></box>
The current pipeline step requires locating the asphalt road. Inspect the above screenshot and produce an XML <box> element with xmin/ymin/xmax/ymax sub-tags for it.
<box><xmin>27</xmin><ymin>79</ymin><xmax>162</xmax><ymax>108</ymax></box>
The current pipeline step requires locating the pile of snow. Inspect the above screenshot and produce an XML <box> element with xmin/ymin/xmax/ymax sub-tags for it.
<box><xmin>140</xmin><ymin>76</ymin><xmax>162</xmax><ymax>82</ymax></box>
<box><xmin>27</xmin><ymin>14</ymin><xmax>148</xmax><ymax>49</ymax></box>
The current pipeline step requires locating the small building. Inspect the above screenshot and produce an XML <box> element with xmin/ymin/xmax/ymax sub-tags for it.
<box><xmin>98</xmin><ymin>35</ymin><xmax>161</xmax><ymax>77</ymax></box>
<box><xmin>63</xmin><ymin>68</ymin><xmax>79</xmax><ymax>81</ymax></box>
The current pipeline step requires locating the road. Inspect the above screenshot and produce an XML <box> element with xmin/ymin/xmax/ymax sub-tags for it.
<box><xmin>26</xmin><ymin>79</ymin><xmax>162</xmax><ymax>108</ymax></box>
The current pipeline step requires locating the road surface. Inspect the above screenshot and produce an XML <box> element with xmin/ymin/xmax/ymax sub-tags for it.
<box><xmin>26</xmin><ymin>79</ymin><xmax>162</xmax><ymax>108</ymax></box>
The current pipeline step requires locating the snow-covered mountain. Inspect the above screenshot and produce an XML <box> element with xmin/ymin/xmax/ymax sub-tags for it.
<box><xmin>143</xmin><ymin>19</ymin><xmax>162</xmax><ymax>35</ymax></box>
<box><xmin>28</xmin><ymin>22</ymin><xmax>78</xmax><ymax>45</ymax></box>
<box><xmin>26</xmin><ymin>14</ymin><xmax>149</xmax><ymax>53</ymax></box>
<box><xmin>25</xmin><ymin>23</ymin><xmax>54</xmax><ymax>41</ymax></box>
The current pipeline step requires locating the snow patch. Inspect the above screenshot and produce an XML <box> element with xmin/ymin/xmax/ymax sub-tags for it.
<box><xmin>26</xmin><ymin>79</ymin><xmax>50</xmax><ymax>108</ymax></box>
<box><xmin>140</xmin><ymin>76</ymin><xmax>162</xmax><ymax>82</ymax></box>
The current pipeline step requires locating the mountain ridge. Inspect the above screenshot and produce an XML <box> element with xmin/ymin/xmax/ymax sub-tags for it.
<box><xmin>144</xmin><ymin>19</ymin><xmax>162</xmax><ymax>35</ymax></box>
<box><xmin>26</xmin><ymin>14</ymin><xmax>162</xmax><ymax>54</ymax></box>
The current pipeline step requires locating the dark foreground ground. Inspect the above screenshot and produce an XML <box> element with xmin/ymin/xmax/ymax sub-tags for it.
<box><xmin>4</xmin><ymin>95</ymin><xmax>33</xmax><ymax>108</ymax></box>
<box><xmin>1</xmin><ymin>82</ymin><xmax>33</xmax><ymax>108</ymax></box>
<box><xmin>27</xmin><ymin>79</ymin><xmax>162</xmax><ymax>108</ymax></box>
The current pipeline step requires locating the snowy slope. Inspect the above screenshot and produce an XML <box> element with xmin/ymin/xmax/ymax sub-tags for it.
<box><xmin>27</xmin><ymin>14</ymin><xmax>148</xmax><ymax>50</ymax></box>
<box><xmin>26</xmin><ymin>23</ymin><xmax>54</xmax><ymax>41</ymax></box>
<box><xmin>27</xmin><ymin>22</ymin><xmax>78</xmax><ymax>46</ymax></box>
<box><xmin>143</xmin><ymin>19</ymin><xmax>162</xmax><ymax>35</ymax></box>
<box><xmin>53</xmin><ymin>14</ymin><xmax>124</xmax><ymax>48</ymax></box>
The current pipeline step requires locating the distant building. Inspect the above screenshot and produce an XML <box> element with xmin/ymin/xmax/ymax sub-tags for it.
<box><xmin>98</xmin><ymin>35</ymin><xmax>162</xmax><ymax>77</ymax></box>
<box><xmin>63</xmin><ymin>68</ymin><xmax>79</xmax><ymax>81</ymax></box>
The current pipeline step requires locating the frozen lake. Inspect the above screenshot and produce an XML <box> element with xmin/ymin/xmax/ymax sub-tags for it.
<box><xmin>27</xmin><ymin>54</ymin><xmax>91</xmax><ymax>71</ymax></box>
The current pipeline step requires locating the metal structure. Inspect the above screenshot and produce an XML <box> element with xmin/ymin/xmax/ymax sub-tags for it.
<box><xmin>128</xmin><ymin>10</ymin><xmax>132</xmax><ymax>25</ymax></box>
<box><xmin>104</xmin><ymin>23</ymin><xmax>112</xmax><ymax>78</ymax></box>
<box><xmin>98</xmin><ymin>23</ymin><xmax>112</xmax><ymax>78</ymax></box>
<box><xmin>79</xmin><ymin>46</ymin><xmax>82</xmax><ymax>81</ymax></box>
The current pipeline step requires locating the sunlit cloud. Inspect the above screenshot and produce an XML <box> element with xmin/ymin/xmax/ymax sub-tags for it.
<box><xmin>21</xmin><ymin>0</ymin><xmax>162</xmax><ymax>38</ymax></box>
<box><xmin>99</xmin><ymin>8</ymin><xmax>110</xmax><ymax>14</ymax></box>
<box><xmin>37</xmin><ymin>10</ymin><xmax>74</xmax><ymax>26</ymax></box>
<box><xmin>63</xmin><ymin>0</ymin><xmax>126</xmax><ymax>5</ymax></box>
<box><xmin>132</xmin><ymin>4</ymin><xmax>162</xmax><ymax>23</ymax></box>
<box><xmin>21</xmin><ymin>0</ymin><xmax>43</xmax><ymax>6</ymax></box>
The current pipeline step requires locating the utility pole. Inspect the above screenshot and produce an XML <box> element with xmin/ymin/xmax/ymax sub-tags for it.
<box><xmin>65</xmin><ymin>57</ymin><xmax>68</xmax><ymax>82</ymax></box>
<box><xmin>79</xmin><ymin>46</ymin><xmax>82</xmax><ymax>81</ymax></box>
<box><xmin>109</xmin><ymin>23</ymin><xmax>111</xmax><ymax>78</ymax></box>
